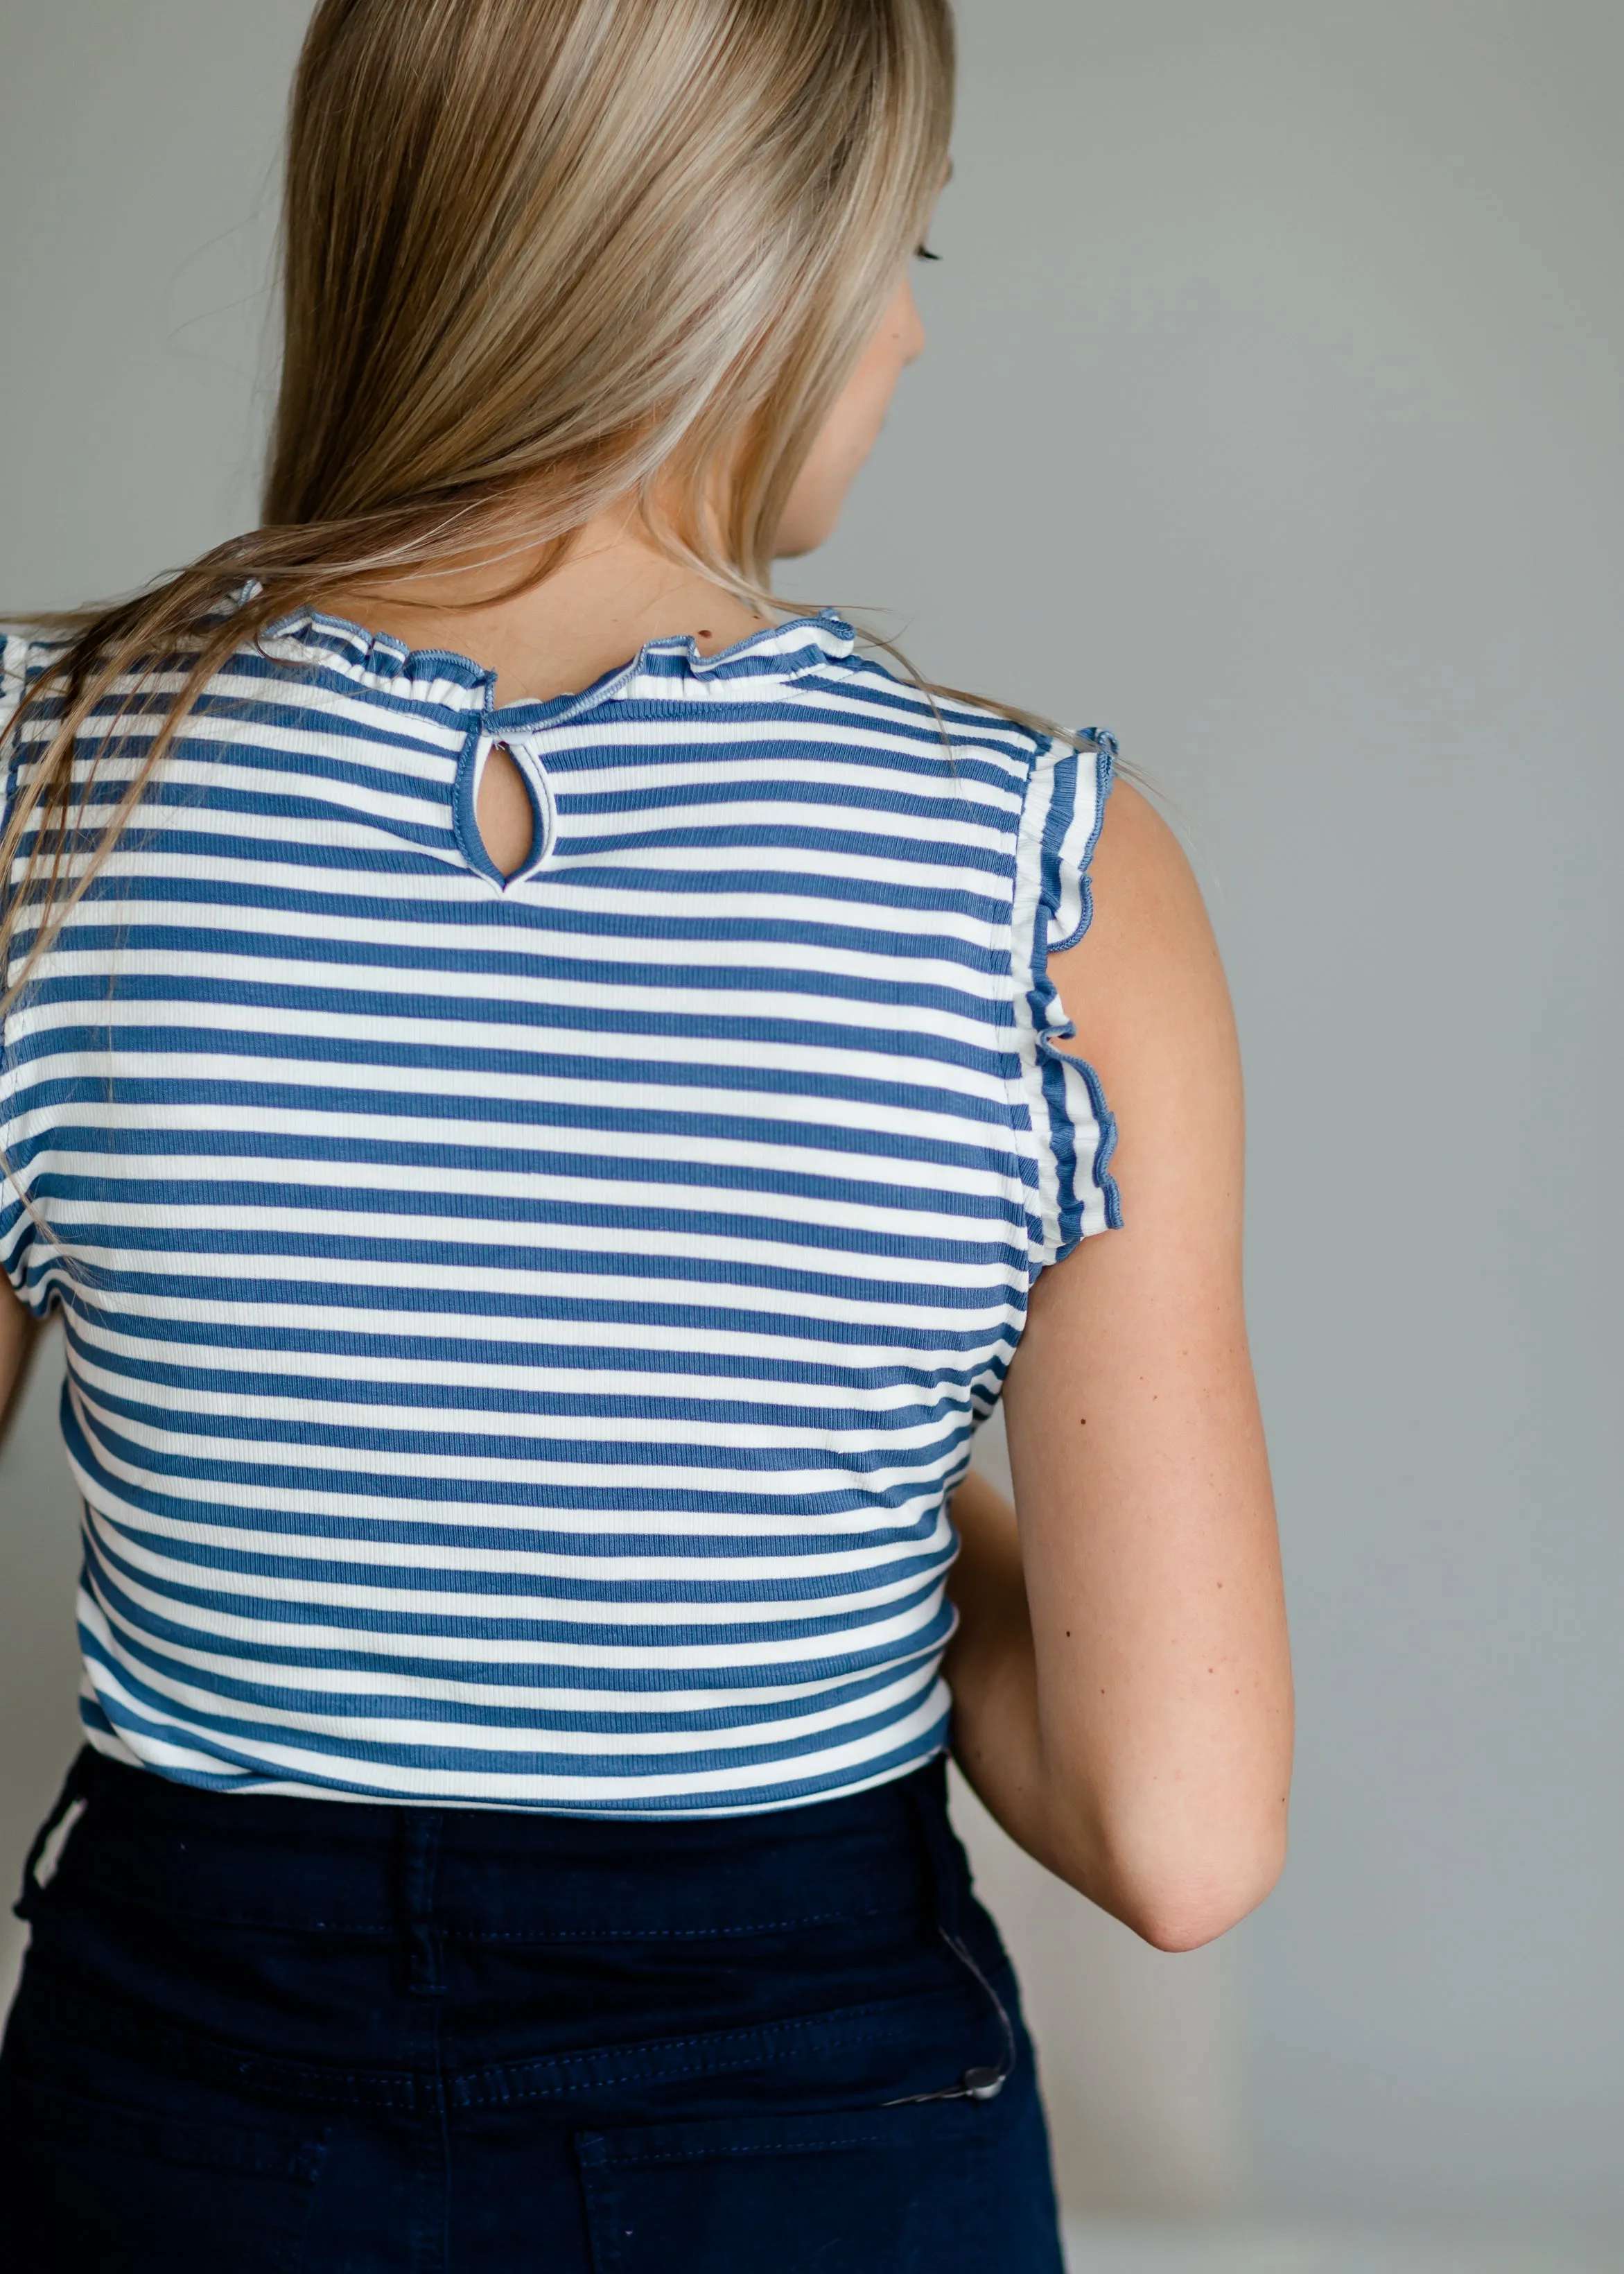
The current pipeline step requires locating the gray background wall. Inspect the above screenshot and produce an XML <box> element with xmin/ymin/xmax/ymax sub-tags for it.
<box><xmin>2</xmin><ymin>0</ymin><xmax>1621</xmax><ymax>2249</ymax></box>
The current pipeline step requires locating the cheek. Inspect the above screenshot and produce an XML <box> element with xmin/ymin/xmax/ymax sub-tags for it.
<box><xmin>774</xmin><ymin>449</ymin><xmax>844</xmax><ymax>557</ymax></box>
<box><xmin>773</xmin><ymin>317</ymin><xmax>912</xmax><ymax>556</ymax></box>
<box><xmin>805</xmin><ymin>362</ymin><xmax>901</xmax><ymax>510</ymax></box>
<box><xmin>820</xmin><ymin>397</ymin><xmax>880</xmax><ymax>484</ymax></box>
<box><xmin>777</xmin><ymin>406</ymin><xmax>870</xmax><ymax>552</ymax></box>
<box><xmin>842</xmin><ymin>347</ymin><xmax>908</xmax><ymax>463</ymax></box>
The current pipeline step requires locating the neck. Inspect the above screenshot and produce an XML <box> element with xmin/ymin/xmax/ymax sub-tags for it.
<box><xmin>318</xmin><ymin>507</ymin><xmax>773</xmax><ymax>706</ymax></box>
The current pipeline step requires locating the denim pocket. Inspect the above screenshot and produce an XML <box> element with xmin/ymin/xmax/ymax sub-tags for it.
<box><xmin>0</xmin><ymin>2078</ymin><xmax>329</xmax><ymax>2274</ymax></box>
<box><xmin>573</xmin><ymin>2070</ymin><xmax>1063</xmax><ymax>2274</ymax></box>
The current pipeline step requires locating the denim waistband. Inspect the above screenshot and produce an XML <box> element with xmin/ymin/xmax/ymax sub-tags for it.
<box><xmin>19</xmin><ymin>1751</ymin><xmax>952</xmax><ymax>1945</ymax></box>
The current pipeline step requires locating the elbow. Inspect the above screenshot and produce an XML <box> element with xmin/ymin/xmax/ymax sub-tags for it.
<box><xmin>1112</xmin><ymin>1827</ymin><xmax>1288</xmax><ymax>1952</ymax></box>
<box><xmin>1047</xmin><ymin>1805</ymin><xmax>1289</xmax><ymax>1953</ymax></box>
<box><xmin>1118</xmin><ymin>1879</ymin><xmax>1273</xmax><ymax>1954</ymax></box>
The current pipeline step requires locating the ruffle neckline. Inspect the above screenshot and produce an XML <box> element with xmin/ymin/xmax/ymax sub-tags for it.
<box><xmin>234</xmin><ymin>582</ymin><xmax>858</xmax><ymax>726</ymax></box>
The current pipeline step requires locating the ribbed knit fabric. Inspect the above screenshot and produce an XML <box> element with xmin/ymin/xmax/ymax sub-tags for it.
<box><xmin>0</xmin><ymin>598</ymin><xmax>1118</xmax><ymax>1812</ymax></box>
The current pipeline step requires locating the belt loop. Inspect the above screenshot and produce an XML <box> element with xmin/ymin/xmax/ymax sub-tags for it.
<box><xmin>906</xmin><ymin>1759</ymin><xmax>966</xmax><ymax>1945</ymax></box>
<box><xmin>399</xmin><ymin>1808</ymin><xmax>446</xmax><ymax>1998</ymax></box>
<box><xmin>15</xmin><ymin>1748</ymin><xmax>93</xmax><ymax>1921</ymax></box>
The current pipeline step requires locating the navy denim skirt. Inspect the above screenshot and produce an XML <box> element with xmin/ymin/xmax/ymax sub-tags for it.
<box><xmin>0</xmin><ymin>1751</ymin><xmax>1065</xmax><ymax>2271</ymax></box>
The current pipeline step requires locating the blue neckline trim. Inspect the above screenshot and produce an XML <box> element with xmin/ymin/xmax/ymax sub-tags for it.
<box><xmin>247</xmin><ymin>583</ymin><xmax>857</xmax><ymax>722</ymax></box>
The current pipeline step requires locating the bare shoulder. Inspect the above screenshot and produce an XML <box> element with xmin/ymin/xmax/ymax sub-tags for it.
<box><xmin>1076</xmin><ymin>774</ymin><xmax>1216</xmax><ymax>970</ymax></box>
<box><xmin>1048</xmin><ymin>776</ymin><xmax>1243</xmax><ymax>1229</ymax></box>
<box><xmin>1053</xmin><ymin>778</ymin><xmax>1232</xmax><ymax>1052</ymax></box>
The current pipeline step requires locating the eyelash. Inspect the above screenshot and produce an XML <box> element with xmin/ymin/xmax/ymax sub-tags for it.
<box><xmin>915</xmin><ymin>244</ymin><xmax>941</xmax><ymax>262</ymax></box>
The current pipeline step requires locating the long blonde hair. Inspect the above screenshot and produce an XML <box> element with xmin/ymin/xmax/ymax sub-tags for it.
<box><xmin>1</xmin><ymin>0</ymin><xmax>956</xmax><ymax>1014</ymax></box>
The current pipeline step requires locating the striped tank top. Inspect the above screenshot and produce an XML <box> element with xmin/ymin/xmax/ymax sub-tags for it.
<box><xmin>0</xmin><ymin>596</ymin><xmax>1119</xmax><ymax>1814</ymax></box>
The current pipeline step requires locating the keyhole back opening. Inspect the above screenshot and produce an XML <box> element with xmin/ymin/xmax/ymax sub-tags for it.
<box><xmin>475</xmin><ymin>740</ymin><xmax>537</xmax><ymax>880</ymax></box>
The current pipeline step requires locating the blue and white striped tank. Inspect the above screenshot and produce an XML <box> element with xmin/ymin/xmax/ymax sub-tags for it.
<box><xmin>0</xmin><ymin>597</ymin><xmax>1119</xmax><ymax>1813</ymax></box>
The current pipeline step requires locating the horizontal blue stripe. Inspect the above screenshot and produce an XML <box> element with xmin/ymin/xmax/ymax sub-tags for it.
<box><xmin>24</xmin><ymin>1127</ymin><xmax>1029</xmax><ymax>1222</ymax></box>
<box><xmin>88</xmin><ymin>1616</ymin><xmax>939</xmax><ymax>1735</ymax></box>
<box><xmin>77</xmin><ymin>1688</ymin><xmax>956</xmax><ymax>1813</ymax></box>
<box><xmin>24</xmin><ymin>984</ymin><xmax>1018</xmax><ymax>1084</ymax></box>
<box><xmin>90</xmin><ymin>1522</ymin><xmax>955</xmax><ymax>1611</ymax></box>
<box><xmin>22</xmin><ymin>927</ymin><xmax>1014</xmax><ymax>1021</ymax></box>
<box><xmin>56</xmin><ymin>1311</ymin><xmax>1014</xmax><ymax>1395</ymax></box>
<box><xmin>6</xmin><ymin>1079</ymin><xmax>1036</xmax><ymax>1177</ymax></box>
<box><xmin>8</xmin><ymin>1022</ymin><xmax>1018</xmax><ymax>1123</ymax></box>
<box><xmin>82</xmin><ymin>1537</ymin><xmax>953</xmax><ymax>1651</ymax></box>
<box><xmin>33</xmin><ymin>1187</ymin><xmax>1025</xmax><ymax>1277</ymax></box>
<box><xmin>7</xmin><ymin>876</ymin><xmax>1013</xmax><ymax>972</ymax></box>
<box><xmin>81</xmin><ymin>1570</ymin><xmax>951</xmax><ymax>1696</ymax></box>
<box><xmin>67</xmin><ymin>1355</ymin><xmax>982</xmax><ymax>1437</ymax></box>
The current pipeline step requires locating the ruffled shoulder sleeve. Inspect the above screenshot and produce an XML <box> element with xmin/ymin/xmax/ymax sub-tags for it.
<box><xmin>1009</xmin><ymin>726</ymin><xmax>1123</xmax><ymax>1273</ymax></box>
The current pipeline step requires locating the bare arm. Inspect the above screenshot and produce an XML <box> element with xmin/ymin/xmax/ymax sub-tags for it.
<box><xmin>0</xmin><ymin>1274</ymin><xmax>41</xmax><ymax>1454</ymax></box>
<box><xmin>946</xmin><ymin>781</ymin><xmax>1291</xmax><ymax>1951</ymax></box>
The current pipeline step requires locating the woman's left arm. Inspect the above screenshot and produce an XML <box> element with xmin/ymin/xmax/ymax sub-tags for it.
<box><xmin>946</xmin><ymin>781</ymin><xmax>1292</xmax><ymax>1951</ymax></box>
<box><xmin>0</xmin><ymin>1275</ymin><xmax>40</xmax><ymax>1455</ymax></box>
